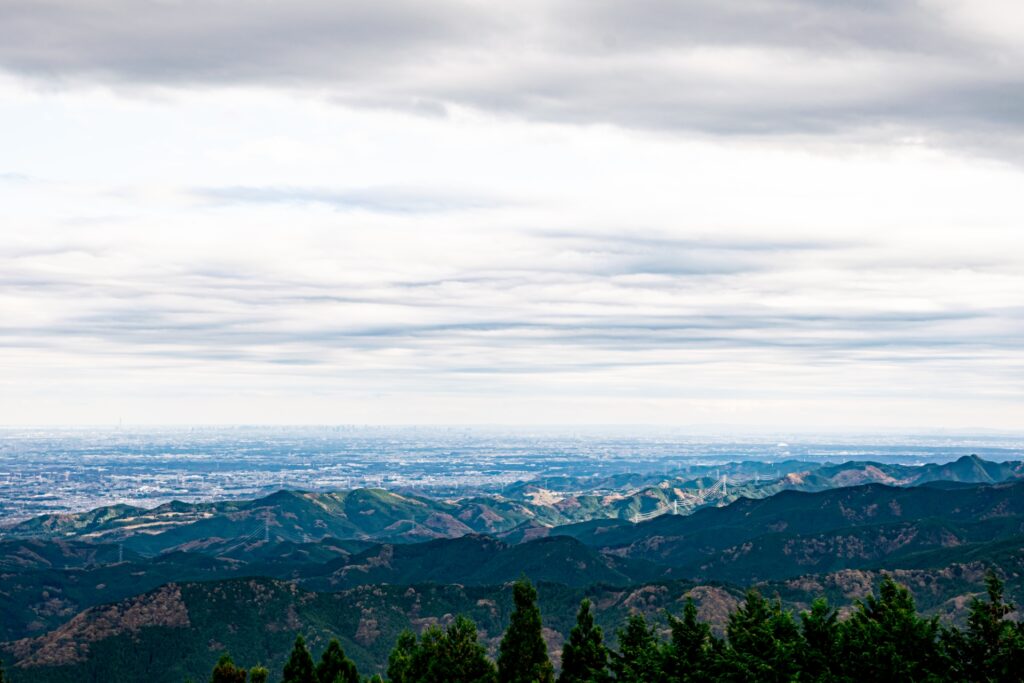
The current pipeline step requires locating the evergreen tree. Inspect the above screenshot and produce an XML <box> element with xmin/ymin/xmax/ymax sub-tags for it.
<box><xmin>839</xmin><ymin>576</ymin><xmax>948</xmax><ymax>681</ymax></box>
<box><xmin>391</xmin><ymin>617</ymin><xmax>496</xmax><ymax>683</ymax></box>
<box><xmin>0</xmin><ymin>658</ymin><xmax>5</xmax><ymax>683</ymax></box>
<box><xmin>664</xmin><ymin>599</ymin><xmax>714</xmax><ymax>683</ymax></box>
<box><xmin>558</xmin><ymin>599</ymin><xmax>610</xmax><ymax>683</ymax></box>
<box><xmin>282</xmin><ymin>635</ymin><xmax>317</xmax><ymax>683</ymax></box>
<box><xmin>720</xmin><ymin>590</ymin><xmax>800</xmax><ymax>682</ymax></box>
<box><xmin>249</xmin><ymin>666</ymin><xmax>270</xmax><ymax>683</ymax></box>
<box><xmin>434</xmin><ymin>615</ymin><xmax>498</xmax><ymax>683</ymax></box>
<box><xmin>210</xmin><ymin>653</ymin><xmax>247</xmax><ymax>683</ymax></box>
<box><xmin>944</xmin><ymin>570</ymin><xmax>1024</xmax><ymax>682</ymax></box>
<box><xmin>387</xmin><ymin>630</ymin><xmax>418</xmax><ymax>683</ymax></box>
<box><xmin>609</xmin><ymin>613</ymin><xmax>663</xmax><ymax>683</ymax></box>
<box><xmin>797</xmin><ymin>598</ymin><xmax>840</xmax><ymax>682</ymax></box>
<box><xmin>497</xmin><ymin>577</ymin><xmax>554</xmax><ymax>683</ymax></box>
<box><xmin>316</xmin><ymin>639</ymin><xmax>359</xmax><ymax>683</ymax></box>
<box><xmin>367</xmin><ymin>676</ymin><xmax>386</xmax><ymax>683</ymax></box>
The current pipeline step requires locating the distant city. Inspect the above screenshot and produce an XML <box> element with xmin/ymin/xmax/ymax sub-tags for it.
<box><xmin>2</xmin><ymin>426</ymin><xmax>1021</xmax><ymax>523</ymax></box>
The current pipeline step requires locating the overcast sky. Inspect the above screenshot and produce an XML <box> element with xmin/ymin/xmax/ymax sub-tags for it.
<box><xmin>1</xmin><ymin>0</ymin><xmax>1022</xmax><ymax>430</ymax></box>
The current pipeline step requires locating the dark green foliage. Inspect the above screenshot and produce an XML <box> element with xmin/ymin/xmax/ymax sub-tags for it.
<box><xmin>0</xmin><ymin>657</ymin><xmax>5</xmax><ymax>683</ymax></box>
<box><xmin>497</xmin><ymin>578</ymin><xmax>554</xmax><ymax>683</ymax></box>
<box><xmin>558</xmin><ymin>599</ymin><xmax>610</xmax><ymax>683</ymax></box>
<box><xmin>609</xmin><ymin>614</ymin><xmax>662</xmax><ymax>683</ymax></box>
<box><xmin>315</xmin><ymin>639</ymin><xmax>359</xmax><ymax>683</ymax></box>
<box><xmin>386</xmin><ymin>631</ymin><xmax>418</xmax><ymax>683</ymax></box>
<box><xmin>282</xmin><ymin>635</ymin><xmax>317</xmax><ymax>683</ymax></box>
<box><xmin>797</xmin><ymin>598</ymin><xmax>840</xmax><ymax>681</ymax></box>
<box><xmin>944</xmin><ymin>570</ymin><xmax>1024</xmax><ymax>682</ymax></box>
<box><xmin>209</xmin><ymin>653</ymin><xmax>247</xmax><ymax>683</ymax></box>
<box><xmin>248</xmin><ymin>666</ymin><xmax>269</xmax><ymax>683</ymax></box>
<box><xmin>664</xmin><ymin>599</ymin><xmax>714</xmax><ymax>683</ymax></box>
<box><xmin>385</xmin><ymin>616</ymin><xmax>496</xmax><ymax>683</ymax></box>
<box><xmin>718</xmin><ymin>590</ymin><xmax>800</xmax><ymax>682</ymax></box>
<box><xmin>839</xmin><ymin>575</ymin><xmax>948</xmax><ymax>681</ymax></box>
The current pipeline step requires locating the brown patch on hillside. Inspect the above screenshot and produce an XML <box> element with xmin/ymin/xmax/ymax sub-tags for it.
<box><xmin>10</xmin><ymin>584</ymin><xmax>189</xmax><ymax>668</ymax></box>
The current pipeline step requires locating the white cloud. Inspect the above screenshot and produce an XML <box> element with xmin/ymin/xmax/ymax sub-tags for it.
<box><xmin>0</xmin><ymin>4</ymin><xmax>1022</xmax><ymax>429</ymax></box>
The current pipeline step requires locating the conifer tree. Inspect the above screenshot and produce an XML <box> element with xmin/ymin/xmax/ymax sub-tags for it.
<box><xmin>210</xmin><ymin>653</ymin><xmax>247</xmax><ymax>683</ymax></box>
<box><xmin>664</xmin><ymin>598</ymin><xmax>713</xmax><ymax>683</ymax></box>
<box><xmin>282</xmin><ymin>635</ymin><xmax>317</xmax><ymax>683</ymax></box>
<box><xmin>721</xmin><ymin>589</ymin><xmax>800</xmax><ymax>682</ymax></box>
<box><xmin>497</xmin><ymin>577</ymin><xmax>554</xmax><ymax>683</ymax></box>
<box><xmin>388</xmin><ymin>617</ymin><xmax>496</xmax><ymax>683</ymax></box>
<box><xmin>944</xmin><ymin>570</ymin><xmax>1024</xmax><ymax>682</ymax></box>
<box><xmin>839</xmin><ymin>576</ymin><xmax>948</xmax><ymax>681</ymax></box>
<box><xmin>0</xmin><ymin>658</ymin><xmax>6</xmax><ymax>683</ymax></box>
<box><xmin>315</xmin><ymin>639</ymin><xmax>359</xmax><ymax>683</ymax></box>
<box><xmin>797</xmin><ymin>598</ymin><xmax>839</xmax><ymax>681</ymax></box>
<box><xmin>248</xmin><ymin>666</ymin><xmax>270</xmax><ymax>683</ymax></box>
<box><xmin>433</xmin><ymin>615</ymin><xmax>497</xmax><ymax>683</ymax></box>
<box><xmin>386</xmin><ymin>630</ymin><xmax>418</xmax><ymax>683</ymax></box>
<box><xmin>558</xmin><ymin>599</ymin><xmax>610</xmax><ymax>683</ymax></box>
<box><xmin>609</xmin><ymin>613</ymin><xmax>662</xmax><ymax>683</ymax></box>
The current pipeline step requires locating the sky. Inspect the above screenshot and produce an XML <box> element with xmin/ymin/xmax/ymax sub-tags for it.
<box><xmin>1</xmin><ymin>0</ymin><xmax>1022</xmax><ymax>430</ymax></box>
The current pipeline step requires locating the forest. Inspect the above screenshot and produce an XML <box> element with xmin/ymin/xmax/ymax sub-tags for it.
<box><xmin>180</xmin><ymin>572</ymin><xmax>1022</xmax><ymax>683</ymax></box>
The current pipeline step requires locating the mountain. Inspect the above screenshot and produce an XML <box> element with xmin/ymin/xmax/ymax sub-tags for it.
<box><xmin>301</xmin><ymin>534</ymin><xmax>665</xmax><ymax>591</ymax></box>
<box><xmin>556</xmin><ymin>480</ymin><xmax>1024</xmax><ymax>579</ymax></box>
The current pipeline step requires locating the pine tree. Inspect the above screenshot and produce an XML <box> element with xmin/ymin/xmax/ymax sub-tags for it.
<box><xmin>210</xmin><ymin>653</ymin><xmax>247</xmax><ymax>683</ymax></box>
<box><xmin>664</xmin><ymin>598</ymin><xmax>713</xmax><ymax>683</ymax></box>
<box><xmin>0</xmin><ymin>657</ymin><xmax>5</xmax><ymax>683</ymax></box>
<box><xmin>610</xmin><ymin>613</ymin><xmax>662</xmax><ymax>683</ymax></box>
<box><xmin>945</xmin><ymin>570</ymin><xmax>1024</xmax><ymax>682</ymax></box>
<box><xmin>387</xmin><ymin>630</ymin><xmax>418</xmax><ymax>683</ymax></box>
<box><xmin>248</xmin><ymin>666</ymin><xmax>270</xmax><ymax>683</ymax></box>
<box><xmin>797</xmin><ymin>598</ymin><xmax>839</xmax><ymax>681</ymax></box>
<box><xmin>315</xmin><ymin>639</ymin><xmax>359</xmax><ymax>683</ymax></box>
<box><xmin>282</xmin><ymin>635</ymin><xmax>317</xmax><ymax>683</ymax></box>
<box><xmin>390</xmin><ymin>617</ymin><xmax>496</xmax><ymax>683</ymax></box>
<box><xmin>720</xmin><ymin>589</ymin><xmax>800</xmax><ymax>682</ymax></box>
<box><xmin>839</xmin><ymin>576</ymin><xmax>948</xmax><ymax>681</ymax></box>
<box><xmin>558</xmin><ymin>599</ymin><xmax>610</xmax><ymax>683</ymax></box>
<box><xmin>497</xmin><ymin>577</ymin><xmax>554</xmax><ymax>683</ymax></box>
<box><xmin>434</xmin><ymin>615</ymin><xmax>498</xmax><ymax>683</ymax></box>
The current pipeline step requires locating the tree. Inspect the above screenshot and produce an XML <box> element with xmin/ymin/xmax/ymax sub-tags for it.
<box><xmin>945</xmin><ymin>570</ymin><xmax>1024</xmax><ymax>682</ymax></box>
<box><xmin>209</xmin><ymin>653</ymin><xmax>247</xmax><ymax>683</ymax></box>
<box><xmin>249</xmin><ymin>666</ymin><xmax>270</xmax><ymax>683</ymax></box>
<box><xmin>0</xmin><ymin>658</ymin><xmax>6</xmax><ymax>683</ymax></box>
<box><xmin>389</xmin><ymin>617</ymin><xmax>496</xmax><ymax>683</ymax></box>
<box><xmin>664</xmin><ymin>599</ymin><xmax>714</xmax><ymax>683</ymax></box>
<box><xmin>797</xmin><ymin>598</ymin><xmax>840</xmax><ymax>682</ymax></box>
<box><xmin>839</xmin><ymin>576</ymin><xmax>948</xmax><ymax>681</ymax></box>
<box><xmin>497</xmin><ymin>577</ymin><xmax>554</xmax><ymax>683</ymax></box>
<box><xmin>315</xmin><ymin>639</ymin><xmax>359</xmax><ymax>683</ymax></box>
<box><xmin>387</xmin><ymin>630</ymin><xmax>418</xmax><ymax>683</ymax></box>
<box><xmin>609</xmin><ymin>613</ymin><xmax>662</xmax><ymax>683</ymax></box>
<box><xmin>558</xmin><ymin>599</ymin><xmax>610</xmax><ymax>683</ymax></box>
<box><xmin>282</xmin><ymin>635</ymin><xmax>317</xmax><ymax>683</ymax></box>
<box><xmin>719</xmin><ymin>590</ymin><xmax>801</xmax><ymax>682</ymax></box>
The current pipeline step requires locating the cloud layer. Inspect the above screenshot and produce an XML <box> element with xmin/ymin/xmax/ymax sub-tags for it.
<box><xmin>1</xmin><ymin>1</ymin><xmax>1023</xmax><ymax>154</ymax></box>
<box><xmin>0</xmin><ymin>3</ymin><xmax>1022</xmax><ymax>428</ymax></box>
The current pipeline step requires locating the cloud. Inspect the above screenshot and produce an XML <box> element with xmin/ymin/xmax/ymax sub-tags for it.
<box><xmin>192</xmin><ymin>185</ymin><xmax>506</xmax><ymax>213</ymax></box>
<box><xmin>0</xmin><ymin>1</ymin><xmax>1021</xmax><ymax>156</ymax></box>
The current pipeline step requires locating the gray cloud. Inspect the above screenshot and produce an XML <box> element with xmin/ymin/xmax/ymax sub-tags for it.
<box><xmin>0</xmin><ymin>1</ymin><xmax>1020</xmax><ymax>155</ymax></box>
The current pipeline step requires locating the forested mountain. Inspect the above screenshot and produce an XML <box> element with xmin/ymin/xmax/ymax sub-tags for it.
<box><xmin>4</xmin><ymin>459</ymin><xmax>1024</xmax><ymax>681</ymax></box>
